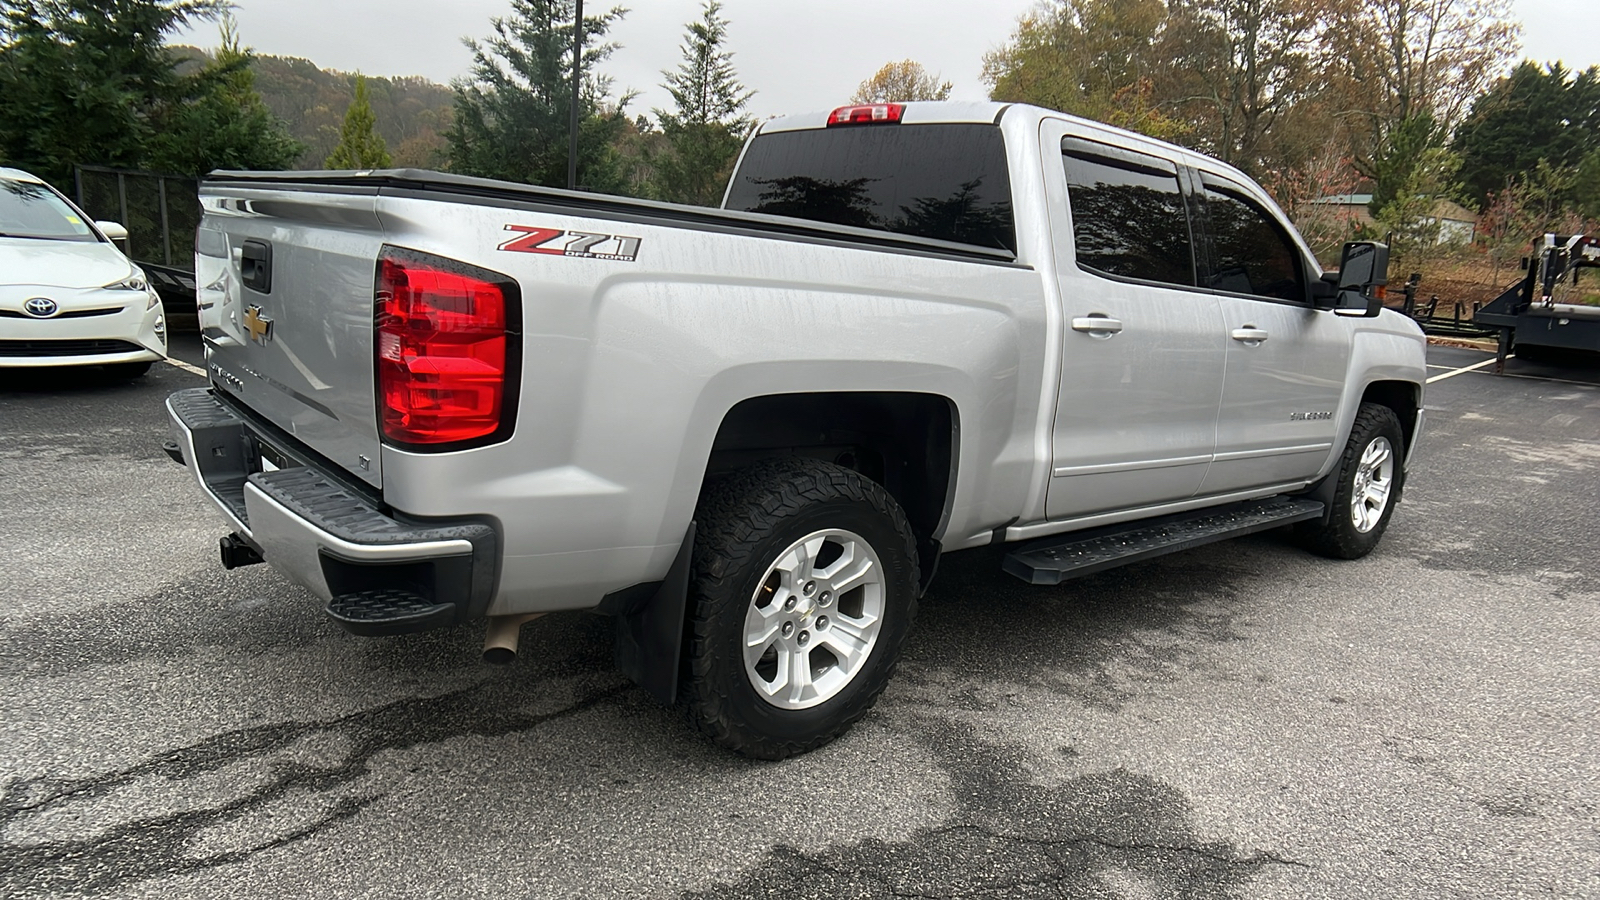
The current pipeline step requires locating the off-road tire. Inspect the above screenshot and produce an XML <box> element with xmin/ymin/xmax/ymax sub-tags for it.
<box><xmin>1295</xmin><ymin>402</ymin><xmax>1404</xmax><ymax>559</ymax></box>
<box><xmin>682</xmin><ymin>458</ymin><xmax>919</xmax><ymax>760</ymax></box>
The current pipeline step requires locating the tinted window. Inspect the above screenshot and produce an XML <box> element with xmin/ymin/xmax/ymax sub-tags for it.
<box><xmin>1062</xmin><ymin>147</ymin><xmax>1194</xmax><ymax>287</ymax></box>
<box><xmin>1204</xmin><ymin>182</ymin><xmax>1305</xmax><ymax>302</ymax></box>
<box><xmin>724</xmin><ymin>124</ymin><xmax>1015</xmax><ymax>253</ymax></box>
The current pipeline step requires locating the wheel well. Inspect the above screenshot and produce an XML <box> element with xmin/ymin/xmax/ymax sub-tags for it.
<box><xmin>1360</xmin><ymin>381</ymin><xmax>1420</xmax><ymax>455</ymax></box>
<box><xmin>704</xmin><ymin>392</ymin><xmax>957</xmax><ymax>579</ymax></box>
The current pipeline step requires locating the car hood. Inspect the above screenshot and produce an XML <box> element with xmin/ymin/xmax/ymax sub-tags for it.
<box><xmin>0</xmin><ymin>237</ymin><xmax>133</xmax><ymax>290</ymax></box>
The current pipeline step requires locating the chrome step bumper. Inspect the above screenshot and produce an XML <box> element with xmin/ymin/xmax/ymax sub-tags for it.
<box><xmin>165</xmin><ymin>387</ymin><xmax>498</xmax><ymax>634</ymax></box>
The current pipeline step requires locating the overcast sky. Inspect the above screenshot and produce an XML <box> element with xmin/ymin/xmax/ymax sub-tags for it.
<box><xmin>178</xmin><ymin>0</ymin><xmax>1600</xmax><ymax>122</ymax></box>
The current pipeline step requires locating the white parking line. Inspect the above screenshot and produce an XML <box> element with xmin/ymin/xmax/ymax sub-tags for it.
<box><xmin>164</xmin><ymin>357</ymin><xmax>206</xmax><ymax>377</ymax></box>
<box><xmin>1425</xmin><ymin>355</ymin><xmax>1510</xmax><ymax>383</ymax></box>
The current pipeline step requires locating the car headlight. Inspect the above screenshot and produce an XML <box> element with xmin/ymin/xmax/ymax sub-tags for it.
<box><xmin>104</xmin><ymin>272</ymin><xmax>149</xmax><ymax>292</ymax></box>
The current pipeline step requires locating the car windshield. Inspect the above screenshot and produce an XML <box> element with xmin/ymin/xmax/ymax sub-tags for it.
<box><xmin>0</xmin><ymin>179</ymin><xmax>99</xmax><ymax>242</ymax></box>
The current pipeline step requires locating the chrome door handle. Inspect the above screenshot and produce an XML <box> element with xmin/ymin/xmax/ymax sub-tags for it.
<box><xmin>1071</xmin><ymin>315</ymin><xmax>1124</xmax><ymax>337</ymax></box>
<box><xmin>1231</xmin><ymin>326</ymin><xmax>1269</xmax><ymax>343</ymax></box>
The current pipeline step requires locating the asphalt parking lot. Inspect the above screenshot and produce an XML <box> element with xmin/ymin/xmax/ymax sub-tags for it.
<box><xmin>2</xmin><ymin>337</ymin><xmax>1597</xmax><ymax>899</ymax></box>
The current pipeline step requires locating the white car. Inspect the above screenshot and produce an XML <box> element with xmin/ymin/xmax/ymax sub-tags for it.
<box><xmin>1</xmin><ymin>167</ymin><xmax>167</xmax><ymax>377</ymax></box>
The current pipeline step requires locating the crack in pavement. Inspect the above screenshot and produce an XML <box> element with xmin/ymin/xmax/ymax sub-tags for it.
<box><xmin>0</xmin><ymin>678</ymin><xmax>629</xmax><ymax>896</ymax></box>
<box><xmin>936</xmin><ymin>824</ymin><xmax>1311</xmax><ymax>869</ymax></box>
<box><xmin>685</xmin><ymin>718</ymin><xmax>1310</xmax><ymax>899</ymax></box>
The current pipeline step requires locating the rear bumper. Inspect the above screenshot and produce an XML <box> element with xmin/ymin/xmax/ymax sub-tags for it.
<box><xmin>166</xmin><ymin>387</ymin><xmax>499</xmax><ymax>634</ymax></box>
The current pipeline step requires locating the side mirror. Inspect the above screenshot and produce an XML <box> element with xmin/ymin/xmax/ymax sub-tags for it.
<box><xmin>95</xmin><ymin>221</ymin><xmax>129</xmax><ymax>241</ymax></box>
<box><xmin>1333</xmin><ymin>240</ymin><xmax>1389</xmax><ymax>317</ymax></box>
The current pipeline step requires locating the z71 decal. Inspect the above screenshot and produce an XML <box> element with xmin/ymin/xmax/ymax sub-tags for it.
<box><xmin>498</xmin><ymin>224</ymin><xmax>641</xmax><ymax>261</ymax></box>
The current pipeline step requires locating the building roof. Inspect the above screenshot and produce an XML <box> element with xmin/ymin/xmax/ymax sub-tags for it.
<box><xmin>1310</xmin><ymin>193</ymin><xmax>1479</xmax><ymax>224</ymax></box>
<box><xmin>1311</xmin><ymin>193</ymin><xmax>1374</xmax><ymax>206</ymax></box>
<box><xmin>1429</xmin><ymin>198</ymin><xmax>1479</xmax><ymax>223</ymax></box>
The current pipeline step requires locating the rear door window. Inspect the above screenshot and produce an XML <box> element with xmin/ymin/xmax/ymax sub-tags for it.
<box><xmin>1061</xmin><ymin>139</ymin><xmax>1195</xmax><ymax>287</ymax></box>
<box><xmin>1202</xmin><ymin>179</ymin><xmax>1307</xmax><ymax>302</ymax></box>
<box><xmin>725</xmin><ymin>123</ymin><xmax>1016</xmax><ymax>253</ymax></box>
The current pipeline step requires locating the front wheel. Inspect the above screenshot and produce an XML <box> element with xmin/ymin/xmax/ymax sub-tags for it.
<box><xmin>1295</xmin><ymin>403</ymin><xmax>1404</xmax><ymax>559</ymax></box>
<box><xmin>682</xmin><ymin>458</ymin><xmax>920</xmax><ymax>759</ymax></box>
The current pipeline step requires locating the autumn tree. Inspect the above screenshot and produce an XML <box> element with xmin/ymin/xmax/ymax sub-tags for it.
<box><xmin>325</xmin><ymin>75</ymin><xmax>393</xmax><ymax>169</ymax></box>
<box><xmin>1263</xmin><ymin>139</ymin><xmax>1366</xmax><ymax>263</ymax></box>
<box><xmin>1324</xmin><ymin>0</ymin><xmax>1520</xmax><ymax>178</ymax></box>
<box><xmin>649</xmin><ymin>0</ymin><xmax>754</xmax><ymax>205</ymax></box>
<box><xmin>447</xmin><ymin>0</ymin><xmax>631</xmax><ymax>191</ymax></box>
<box><xmin>1476</xmin><ymin>178</ymin><xmax>1535</xmax><ymax>283</ymax></box>
<box><xmin>982</xmin><ymin>0</ymin><xmax>1189</xmax><ymax>140</ymax></box>
<box><xmin>851</xmin><ymin>60</ymin><xmax>952</xmax><ymax>103</ymax></box>
<box><xmin>1157</xmin><ymin>0</ymin><xmax>1323</xmax><ymax>175</ymax></box>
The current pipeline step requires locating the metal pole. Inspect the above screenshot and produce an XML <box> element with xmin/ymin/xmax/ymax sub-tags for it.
<box><xmin>158</xmin><ymin>176</ymin><xmax>172</xmax><ymax>266</ymax></box>
<box><xmin>117</xmin><ymin>173</ymin><xmax>130</xmax><ymax>259</ymax></box>
<box><xmin>567</xmin><ymin>0</ymin><xmax>583</xmax><ymax>191</ymax></box>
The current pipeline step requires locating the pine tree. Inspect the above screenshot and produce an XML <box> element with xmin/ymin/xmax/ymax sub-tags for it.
<box><xmin>0</xmin><ymin>0</ymin><xmax>231</xmax><ymax>183</ymax></box>
<box><xmin>325</xmin><ymin>75</ymin><xmax>393</xmax><ymax>169</ymax></box>
<box><xmin>446</xmin><ymin>0</ymin><xmax>630</xmax><ymax>191</ymax></box>
<box><xmin>146</xmin><ymin>15</ymin><xmax>303</xmax><ymax>174</ymax></box>
<box><xmin>1452</xmin><ymin>62</ymin><xmax>1600</xmax><ymax>208</ymax></box>
<box><xmin>649</xmin><ymin>1</ymin><xmax>754</xmax><ymax>206</ymax></box>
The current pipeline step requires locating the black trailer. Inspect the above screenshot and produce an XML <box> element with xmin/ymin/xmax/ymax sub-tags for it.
<box><xmin>1476</xmin><ymin>233</ymin><xmax>1600</xmax><ymax>370</ymax></box>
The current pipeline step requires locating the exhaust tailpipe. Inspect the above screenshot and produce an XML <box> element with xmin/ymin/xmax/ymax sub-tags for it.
<box><xmin>482</xmin><ymin>613</ymin><xmax>545</xmax><ymax>665</ymax></box>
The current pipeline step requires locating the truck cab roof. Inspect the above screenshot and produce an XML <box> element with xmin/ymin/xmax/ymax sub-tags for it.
<box><xmin>756</xmin><ymin>101</ymin><xmax>1263</xmax><ymax>203</ymax></box>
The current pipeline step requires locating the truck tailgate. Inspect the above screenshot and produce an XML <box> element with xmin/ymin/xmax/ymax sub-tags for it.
<box><xmin>196</xmin><ymin>185</ymin><xmax>387</xmax><ymax>488</ymax></box>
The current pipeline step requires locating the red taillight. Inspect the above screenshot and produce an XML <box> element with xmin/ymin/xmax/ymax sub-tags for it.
<box><xmin>826</xmin><ymin>103</ymin><xmax>905</xmax><ymax>126</ymax></box>
<box><xmin>376</xmin><ymin>248</ymin><xmax>518</xmax><ymax>448</ymax></box>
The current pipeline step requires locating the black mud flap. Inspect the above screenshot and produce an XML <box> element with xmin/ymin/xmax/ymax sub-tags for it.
<box><xmin>612</xmin><ymin>523</ymin><xmax>694</xmax><ymax>706</ymax></box>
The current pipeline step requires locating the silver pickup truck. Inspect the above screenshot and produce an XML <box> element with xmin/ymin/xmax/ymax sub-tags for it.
<box><xmin>167</xmin><ymin>101</ymin><xmax>1425</xmax><ymax>758</ymax></box>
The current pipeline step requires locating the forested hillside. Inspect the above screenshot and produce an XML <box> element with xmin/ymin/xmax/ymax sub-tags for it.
<box><xmin>251</xmin><ymin>55</ymin><xmax>453</xmax><ymax>168</ymax></box>
<box><xmin>170</xmin><ymin>48</ymin><xmax>454</xmax><ymax>169</ymax></box>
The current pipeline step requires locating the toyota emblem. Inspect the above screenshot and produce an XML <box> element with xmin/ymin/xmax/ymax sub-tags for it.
<box><xmin>23</xmin><ymin>297</ymin><xmax>59</xmax><ymax>318</ymax></box>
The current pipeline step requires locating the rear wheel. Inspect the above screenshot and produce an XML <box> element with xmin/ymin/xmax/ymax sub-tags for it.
<box><xmin>1295</xmin><ymin>403</ymin><xmax>1404</xmax><ymax>559</ymax></box>
<box><xmin>682</xmin><ymin>458</ymin><xmax>919</xmax><ymax>759</ymax></box>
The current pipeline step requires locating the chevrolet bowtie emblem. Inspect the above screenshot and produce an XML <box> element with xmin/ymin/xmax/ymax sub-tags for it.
<box><xmin>243</xmin><ymin>304</ymin><xmax>274</xmax><ymax>345</ymax></box>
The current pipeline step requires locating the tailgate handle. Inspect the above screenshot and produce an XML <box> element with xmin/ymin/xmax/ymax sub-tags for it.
<box><xmin>240</xmin><ymin>240</ymin><xmax>273</xmax><ymax>294</ymax></box>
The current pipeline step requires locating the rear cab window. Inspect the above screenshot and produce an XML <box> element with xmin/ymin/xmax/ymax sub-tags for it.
<box><xmin>724</xmin><ymin>123</ymin><xmax>1016</xmax><ymax>253</ymax></box>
